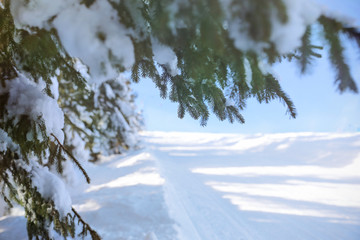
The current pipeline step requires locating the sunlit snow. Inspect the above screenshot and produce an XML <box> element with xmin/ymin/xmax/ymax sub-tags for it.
<box><xmin>1</xmin><ymin>131</ymin><xmax>360</xmax><ymax>239</ymax></box>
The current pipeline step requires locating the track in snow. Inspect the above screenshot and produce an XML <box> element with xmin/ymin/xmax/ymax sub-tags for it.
<box><xmin>144</xmin><ymin>131</ymin><xmax>360</xmax><ymax>240</ymax></box>
<box><xmin>1</xmin><ymin>131</ymin><xmax>360</xmax><ymax>240</ymax></box>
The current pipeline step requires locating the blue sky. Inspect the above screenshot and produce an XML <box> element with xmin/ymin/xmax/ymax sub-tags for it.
<box><xmin>133</xmin><ymin>0</ymin><xmax>360</xmax><ymax>133</ymax></box>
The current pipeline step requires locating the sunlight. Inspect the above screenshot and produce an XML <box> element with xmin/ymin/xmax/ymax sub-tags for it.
<box><xmin>223</xmin><ymin>194</ymin><xmax>357</xmax><ymax>221</ymax></box>
<box><xmin>148</xmin><ymin>132</ymin><xmax>360</xmax><ymax>155</ymax></box>
<box><xmin>276</xmin><ymin>143</ymin><xmax>290</xmax><ymax>150</ymax></box>
<box><xmin>0</xmin><ymin>207</ymin><xmax>24</xmax><ymax>221</ymax></box>
<box><xmin>169</xmin><ymin>152</ymin><xmax>198</xmax><ymax>157</ymax></box>
<box><xmin>111</xmin><ymin>152</ymin><xmax>153</xmax><ymax>168</ymax></box>
<box><xmin>156</xmin><ymin>134</ymin><xmax>283</xmax><ymax>152</ymax></box>
<box><xmin>73</xmin><ymin>200</ymin><xmax>102</xmax><ymax>212</ymax></box>
<box><xmin>86</xmin><ymin>168</ymin><xmax>165</xmax><ymax>192</ymax></box>
<box><xmin>206</xmin><ymin>180</ymin><xmax>360</xmax><ymax>207</ymax></box>
<box><xmin>192</xmin><ymin>154</ymin><xmax>360</xmax><ymax>180</ymax></box>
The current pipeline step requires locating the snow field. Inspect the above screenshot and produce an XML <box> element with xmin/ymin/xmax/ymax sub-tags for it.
<box><xmin>1</xmin><ymin>131</ymin><xmax>360</xmax><ymax>239</ymax></box>
<box><xmin>144</xmin><ymin>131</ymin><xmax>360</xmax><ymax>240</ymax></box>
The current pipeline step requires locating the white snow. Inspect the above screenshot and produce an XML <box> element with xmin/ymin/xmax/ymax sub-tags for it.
<box><xmin>144</xmin><ymin>132</ymin><xmax>360</xmax><ymax>240</ymax></box>
<box><xmin>11</xmin><ymin>0</ymin><xmax>135</xmax><ymax>83</ymax></box>
<box><xmin>104</xmin><ymin>83</ymin><xmax>116</xmax><ymax>99</ymax></box>
<box><xmin>1</xmin><ymin>131</ymin><xmax>360</xmax><ymax>239</ymax></box>
<box><xmin>270</xmin><ymin>0</ymin><xmax>321</xmax><ymax>54</ymax></box>
<box><xmin>221</xmin><ymin>0</ymin><xmax>321</xmax><ymax>54</ymax></box>
<box><xmin>10</xmin><ymin>159</ymin><xmax>73</xmax><ymax>219</ymax></box>
<box><xmin>244</xmin><ymin>57</ymin><xmax>252</xmax><ymax>87</ymax></box>
<box><xmin>49</xmin><ymin>76</ymin><xmax>59</xmax><ymax>100</ymax></box>
<box><xmin>64</xmin><ymin>126</ymin><xmax>90</xmax><ymax>164</ymax></box>
<box><xmin>152</xmin><ymin>38</ymin><xmax>179</xmax><ymax>76</ymax></box>
<box><xmin>29</xmin><ymin>163</ymin><xmax>72</xmax><ymax>218</ymax></box>
<box><xmin>0</xmin><ymin>129</ymin><xmax>19</xmax><ymax>152</ymax></box>
<box><xmin>52</xmin><ymin>0</ymin><xmax>134</xmax><ymax>82</ymax></box>
<box><xmin>10</xmin><ymin>0</ymin><xmax>71</xmax><ymax>28</ymax></box>
<box><xmin>73</xmin><ymin>58</ymin><xmax>91</xmax><ymax>82</ymax></box>
<box><xmin>4</xmin><ymin>75</ymin><xmax>64</xmax><ymax>143</ymax></box>
<box><xmin>227</xmin><ymin>18</ymin><xmax>269</xmax><ymax>54</ymax></box>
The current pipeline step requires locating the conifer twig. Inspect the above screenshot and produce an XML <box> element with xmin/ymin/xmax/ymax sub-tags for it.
<box><xmin>50</xmin><ymin>133</ymin><xmax>91</xmax><ymax>183</ymax></box>
<box><xmin>72</xmin><ymin>207</ymin><xmax>101</xmax><ymax>240</ymax></box>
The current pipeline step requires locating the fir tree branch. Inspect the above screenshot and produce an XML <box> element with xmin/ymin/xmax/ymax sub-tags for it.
<box><xmin>50</xmin><ymin>133</ymin><xmax>91</xmax><ymax>184</ymax></box>
<box><xmin>265</xmin><ymin>74</ymin><xmax>297</xmax><ymax>118</ymax></box>
<box><xmin>298</xmin><ymin>26</ymin><xmax>322</xmax><ymax>73</ymax></box>
<box><xmin>0</xmin><ymin>172</ymin><xmax>18</xmax><ymax>207</ymax></box>
<box><xmin>319</xmin><ymin>16</ymin><xmax>358</xmax><ymax>93</ymax></box>
<box><xmin>63</xmin><ymin>114</ymin><xmax>92</xmax><ymax>139</ymax></box>
<box><xmin>72</xmin><ymin>207</ymin><xmax>102</xmax><ymax>240</ymax></box>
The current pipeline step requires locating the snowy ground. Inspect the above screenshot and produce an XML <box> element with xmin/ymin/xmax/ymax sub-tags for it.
<box><xmin>1</xmin><ymin>131</ymin><xmax>360</xmax><ymax>239</ymax></box>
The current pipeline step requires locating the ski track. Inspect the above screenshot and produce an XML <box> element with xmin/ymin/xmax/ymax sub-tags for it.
<box><xmin>144</xmin><ymin>131</ymin><xmax>360</xmax><ymax>240</ymax></box>
<box><xmin>1</xmin><ymin>131</ymin><xmax>360</xmax><ymax>240</ymax></box>
<box><xmin>152</xmin><ymin>150</ymin><xmax>258</xmax><ymax>240</ymax></box>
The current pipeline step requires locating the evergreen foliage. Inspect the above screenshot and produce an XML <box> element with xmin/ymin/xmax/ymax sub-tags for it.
<box><xmin>298</xmin><ymin>26</ymin><xmax>323</xmax><ymax>73</ymax></box>
<box><xmin>0</xmin><ymin>0</ymin><xmax>359</xmax><ymax>239</ymax></box>
<box><xmin>319</xmin><ymin>16</ymin><xmax>358</xmax><ymax>93</ymax></box>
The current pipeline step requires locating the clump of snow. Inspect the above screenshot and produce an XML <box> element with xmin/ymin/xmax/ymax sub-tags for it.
<box><xmin>104</xmin><ymin>83</ymin><xmax>115</xmax><ymax>99</ymax></box>
<box><xmin>244</xmin><ymin>57</ymin><xmax>252</xmax><ymax>88</ymax></box>
<box><xmin>0</xmin><ymin>129</ymin><xmax>19</xmax><ymax>152</ymax></box>
<box><xmin>49</xmin><ymin>76</ymin><xmax>59</xmax><ymax>100</ymax></box>
<box><xmin>221</xmin><ymin>0</ymin><xmax>321</xmax><ymax>55</ymax></box>
<box><xmin>270</xmin><ymin>0</ymin><xmax>321</xmax><ymax>54</ymax></box>
<box><xmin>29</xmin><ymin>162</ymin><xmax>72</xmax><ymax>218</ymax></box>
<box><xmin>220</xmin><ymin>0</ymin><xmax>269</xmax><ymax>53</ymax></box>
<box><xmin>52</xmin><ymin>0</ymin><xmax>134</xmax><ymax>83</ymax></box>
<box><xmin>152</xmin><ymin>38</ymin><xmax>179</xmax><ymax>76</ymax></box>
<box><xmin>11</xmin><ymin>0</ymin><xmax>135</xmax><ymax>84</ymax></box>
<box><xmin>4</xmin><ymin>75</ymin><xmax>65</xmax><ymax>143</ymax></box>
<box><xmin>257</xmin><ymin>60</ymin><xmax>273</xmax><ymax>75</ymax></box>
<box><xmin>13</xmin><ymin>159</ymin><xmax>72</xmax><ymax>219</ymax></box>
<box><xmin>73</xmin><ymin>58</ymin><xmax>91</xmax><ymax>82</ymax></box>
<box><xmin>228</xmin><ymin>18</ymin><xmax>270</xmax><ymax>53</ymax></box>
<box><xmin>9</xmin><ymin>0</ymin><xmax>71</xmax><ymax>28</ymax></box>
